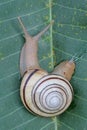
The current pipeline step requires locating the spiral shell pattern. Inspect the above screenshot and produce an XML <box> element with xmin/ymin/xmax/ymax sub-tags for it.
<box><xmin>20</xmin><ymin>69</ymin><xmax>73</xmax><ymax>117</ymax></box>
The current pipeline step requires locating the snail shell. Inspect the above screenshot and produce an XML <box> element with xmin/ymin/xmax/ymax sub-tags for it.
<box><xmin>18</xmin><ymin>17</ymin><xmax>75</xmax><ymax>117</ymax></box>
<box><xmin>20</xmin><ymin>69</ymin><xmax>73</xmax><ymax>117</ymax></box>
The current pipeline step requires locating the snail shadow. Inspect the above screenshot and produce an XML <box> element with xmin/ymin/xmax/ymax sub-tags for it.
<box><xmin>68</xmin><ymin>99</ymin><xmax>77</xmax><ymax>111</ymax></box>
<box><xmin>68</xmin><ymin>80</ymin><xmax>78</xmax><ymax>111</ymax></box>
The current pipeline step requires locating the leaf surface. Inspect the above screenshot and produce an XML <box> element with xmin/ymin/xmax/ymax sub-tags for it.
<box><xmin>0</xmin><ymin>0</ymin><xmax>87</xmax><ymax>130</ymax></box>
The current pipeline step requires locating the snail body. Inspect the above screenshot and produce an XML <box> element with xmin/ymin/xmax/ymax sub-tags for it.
<box><xmin>18</xmin><ymin>17</ymin><xmax>75</xmax><ymax>117</ymax></box>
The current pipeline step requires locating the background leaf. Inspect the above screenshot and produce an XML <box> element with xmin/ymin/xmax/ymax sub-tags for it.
<box><xmin>0</xmin><ymin>0</ymin><xmax>87</xmax><ymax>130</ymax></box>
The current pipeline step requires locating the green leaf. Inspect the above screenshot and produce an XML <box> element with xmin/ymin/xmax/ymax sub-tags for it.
<box><xmin>0</xmin><ymin>0</ymin><xmax>87</xmax><ymax>130</ymax></box>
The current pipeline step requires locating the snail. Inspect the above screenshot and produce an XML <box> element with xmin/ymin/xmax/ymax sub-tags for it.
<box><xmin>18</xmin><ymin>17</ymin><xmax>75</xmax><ymax>117</ymax></box>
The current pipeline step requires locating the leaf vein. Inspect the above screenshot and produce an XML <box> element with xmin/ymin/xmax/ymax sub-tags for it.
<box><xmin>59</xmin><ymin>121</ymin><xmax>74</xmax><ymax>130</ymax></box>
<box><xmin>0</xmin><ymin>72</ymin><xmax>19</xmax><ymax>81</ymax></box>
<box><xmin>11</xmin><ymin>117</ymin><xmax>38</xmax><ymax>130</ymax></box>
<box><xmin>54</xmin><ymin>31</ymin><xmax>87</xmax><ymax>43</ymax></box>
<box><xmin>0</xmin><ymin>106</ymin><xmax>24</xmax><ymax>120</ymax></box>
<box><xmin>0</xmin><ymin>51</ymin><xmax>19</xmax><ymax>62</ymax></box>
<box><xmin>0</xmin><ymin>7</ymin><xmax>48</xmax><ymax>23</ymax></box>
<box><xmin>73</xmin><ymin>76</ymin><xmax>87</xmax><ymax>81</ymax></box>
<box><xmin>75</xmin><ymin>95</ymin><xmax>87</xmax><ymax>102</ymax></box>
<box><xmin>0</xmin><ymin>22</ymin><xmax>47</xmax><ymax>42</ymax></box>
<box><xmin>52</xmin><ymin>116</ymin><xmax>58</xmax><ymax>130</ymax></box>
<box><xmin>0</xmin><ymin>0</ymin><xmax>15</xmax><ymax>6</ymax></box>
<box><xmin>55</xmin><ymin>3</ymin><xmax>87</xmax><ymax>13</ymax></box>
<box><xmin>54</xmin><ymin>47</ymin><xmax>87</xmax><ymax>62</ymax></box>
<box><xmin>56</xmin><ymin>23</ymin><xmax>87</xmax><ymax>28</ymax></box>
<box><xmin>40</xmin><ymin>122</ymin><xmax>53</xmax><ymax>130</ymax></box>
<box><xmin>0</xmin><ymin>89</ymin><xmax>19</xmax><ymax>101</ymax></box>
<box><xmin>67</xmin><ymin>111</ymin><xmax>87</xmax><ymax>121</ymax></box>
<box><xmin>49</xmin><ymin>0</ymin><xmax>54</xmax><ymax>69</ymax></box>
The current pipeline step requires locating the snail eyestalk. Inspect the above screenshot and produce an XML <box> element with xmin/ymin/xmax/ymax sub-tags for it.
<box><xmin>18</xmin><ymin>17</ymin><xmax>32</xmax><ymax>39</ymax></box>
<box><xmin>34</xmin><ymin>20</ymin><xmax>54</xmax><ymax>41</ymax></box>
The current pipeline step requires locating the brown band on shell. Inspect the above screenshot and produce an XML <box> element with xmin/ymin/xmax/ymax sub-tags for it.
<box><xmin>32</xmin><ymin>75</ymin><xmax>73</xmax><ymax>114</ymax></box>
<box><xmin>39</xmin><ymin>86</ymin><xmax>67</xmax><ymax>111</ymax></box>
<box><xmin>23</xmin><ymin>69</ymin><xmax>39</xmax><ymax>114</ymax></box>
<box><xmin>36</xmin><ymin>86</ymin><xmax>67</xmax><ymax>113</ymax></box>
